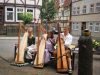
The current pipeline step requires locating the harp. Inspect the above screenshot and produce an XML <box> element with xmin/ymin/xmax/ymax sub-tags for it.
<box><xmin>15</xmin><ymin>23</ymin><xmax>28</xmax><ymax>64</ymax></box>
<box><xmin>34</xmin><ymin>22</ymin><xmax>47</xmax><ymax>68</ymax></box>
<box><xmin>57</xmin><ymin>23</ymin><xmax>68</xmax><ymax>72</ymax></box>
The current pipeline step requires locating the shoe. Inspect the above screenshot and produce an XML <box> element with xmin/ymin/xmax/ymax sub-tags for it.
<box><xmin>69</xmin><ymin>69</ymin><xmax>72</xmax><ymax>74</ymax></box>
<box><xmin>50</xmin><ymin>57</ymin><xmax>55</xmax><ymax>60</ymax></box>
<box><xmin>31</xmin><ymin>61</ymin><xmax>33</xmax><ymax>65</ymax></box>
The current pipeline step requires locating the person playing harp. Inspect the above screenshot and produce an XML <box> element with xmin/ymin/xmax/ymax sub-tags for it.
<box><xmin>54</xmin><ymin>26</ymin><xmax>73</xmax><ymax>73</ymax></box>
<box><xmin>60</xmin><ymin>27</ymin><xmax>73</xmax><ymax>73</ymax></box>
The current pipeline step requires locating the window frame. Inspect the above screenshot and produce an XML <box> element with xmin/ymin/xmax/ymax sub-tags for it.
<box><xmin>88</xmin><ymin>22</ymin><xmax>94</xmax><ymax>32</ymax></box>
<box><xmin>77</xmin><ymin>7</ymin><xmax>80</xmax><ymax>15</ymax></box>
<box><xmin>96</xmin><ymin>3</ymin><xmax>100</xmax><ymax>13</ymax></box>
<box><xmin>90</xmin><ymin>4</ymin><xmax>94</xmax><ymax>13</ymax></box>
<box><xmin>26</xmin><ymin>8</ymin><xmax>34</xmax><ymax>22</ymax></box>
<box><xmin>94</xmin><ymin>22</ymin><xmax>100</xmax><ymax>32</ymax></box>
<box><xmin>72</xmin><ymin>22</ymin><xmax>79</xmax><ymax>30</ymax></box>
<box><xmin>82</xmin><ymin>5</ymin><xmax>87</xmax><ymax>14</ymax></box>
<box><xmin>72</xmin><ymin>7</ymin><xmax>76</xmax><ymax>15</ymax></box>
<box><xmin>16</xmin><ymin>7</ymin><xmax>24</xmax><ymax>22</ymax></box>
<box><xmin>5</xmin><ymin>7</ymin><xmax>15</xmax><ymax>22</ymax></box>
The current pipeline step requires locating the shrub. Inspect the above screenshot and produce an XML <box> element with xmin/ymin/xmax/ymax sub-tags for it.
<box><xmin>92</xmin><ymin>39</ymin><xmax>100</xmax><ymax>48</ymax></box>
<box><xmin>21</xmin><ymin>12</ymin><xmax>33</xmax><ymax>25</ymax></box>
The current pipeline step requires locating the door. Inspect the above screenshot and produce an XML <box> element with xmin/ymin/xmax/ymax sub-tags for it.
<box><xmin>81</xmin><ymin>22</ymin><xmax>86</xmax><ymax>35</ymax></box>
<box><xmin>0</xmin><ymin>6</ymin><xmax>4</xmax><ymax>25</ymax></box>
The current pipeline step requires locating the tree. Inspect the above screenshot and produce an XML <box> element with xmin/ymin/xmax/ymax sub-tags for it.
<box><xmin>40</xmin><ymin>0</ymin><xmax>56</xmax><ymax>21</ymax></box>
<box><xmin>20</xmin><ymin>12</ymin><xmax>33</xmax><ymax>25</ymax></box>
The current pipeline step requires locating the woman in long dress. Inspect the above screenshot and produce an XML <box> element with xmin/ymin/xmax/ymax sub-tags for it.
<box><xmin>44</xmin><ymin>31</ymin><xmax>55</xmax><ymax>64</ymax></box>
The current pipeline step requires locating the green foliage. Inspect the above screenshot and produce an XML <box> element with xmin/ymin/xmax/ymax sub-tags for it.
<box><xmin>20</xmin><ymin>12</ymin><xmax>33</xmax><ymax>25</ymax></box>
<box><xmin>92</xmin><ymin>39</ymin><xmax>100</xmax><ymax>48</ymax></box>
<box><xmin>41</xmin><ymin>0</ymin><xmax>56</xmax><ymax>21</ymax></box>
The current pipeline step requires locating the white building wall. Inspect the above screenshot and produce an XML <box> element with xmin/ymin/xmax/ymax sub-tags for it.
<box><xmin>26</xmin><ymin>0</ymin><xmax>42</xmax><ymax>5</ymax></box>
<box><xmin>16</xmin><ymin>0</ymin><xmax>25</xmax><ymax>4</ymax></box>
<box><xmin>6</xmin><ymin>0</ymin><xmax>14</xmax><ymax>3</ymax></box>
<box><xmin>0</xmin><ymin>0</ymin><xmax>4</xmax><ymax>3</ymax></box>
<box><xmin>38</xmin><ymin>0</ymin><xmax>42</xmax><ymax>6</ymax></box>
<box><xmin>72</xmin><ymin>14</ymin><xmax>100</xmax><ymax>22</ymax></box>
<box><xmin>35</xmin><ymin>8</ymin><xmax>40</xmax><ymax>22</ymax></box>
<box><xmin>26</xmin><ymin>0</ymin><xmax>35</xmax><ymax>5</ymax></box>
<box><xmin>0</xmin><ymin>0</ymin><xmax>42</xmax><ymax>6</ymax></box>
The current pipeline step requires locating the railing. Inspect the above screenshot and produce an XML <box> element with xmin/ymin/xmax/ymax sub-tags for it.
<box><xmin>0</xmin><ymin>26</ymin><xmax>19</xmax><ymax>36</ymax></box>
<box><xmin>0</xmin><ymin>25</ymin><xmax>38</xmax><ymax>36</ymax></box>
<box><xmin>0</xmin><ymin>26</ymin><xmax>7</xmax><ymax>35</ymax></box>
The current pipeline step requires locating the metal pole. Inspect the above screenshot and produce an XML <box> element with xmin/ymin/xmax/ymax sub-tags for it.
<box><xmin>46</xmin><ymin>1</ymin><xmax>48</xmax><ymax>31</ymax></box>
<box><xmin>34</xmin><ymin>0</ymin><xmax>36</xmax><ymax>36</ymax></box>
<box><xmin>69</xmin><ymin>0</ymin><xmax>72</xmax><ymax>33</ymax></box>
<box><xmin>62</xmin><ymin>9</ymin><xmax>64</xmax><ymax>27</ymax></box>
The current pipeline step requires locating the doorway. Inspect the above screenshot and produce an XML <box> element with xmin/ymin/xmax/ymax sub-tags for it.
<box><xmin>81</xmin><ymin>22</ymin><xmax>86</xmax><ymax>35</ymax></box>
<box><xmin>0</xmin><ymin>6</ymin><xmax>4</xmax><ymax>25</ymax></box>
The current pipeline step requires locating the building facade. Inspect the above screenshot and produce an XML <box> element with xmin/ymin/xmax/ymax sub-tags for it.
<box><xmin>0</xmin><ymin>0</ymin><xmax>42</xmax><ymax>26</ymax></box>
<box><xmin>54</xmin><ymin>0</ymin><xmax>71</xmax><ymax>31</ymax></box>
<box><xmin>71</xmin><ymin>0</ymin><xmax>100</xmax><ymax>38</ymax></box>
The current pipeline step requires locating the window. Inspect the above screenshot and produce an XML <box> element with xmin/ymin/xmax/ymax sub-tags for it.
<box><xmin>16</xmin><ymin>8</ymin><xmax>24</xmax><ymax>21</ymax></box>
<box><xmin>72</xmin><ymin>7</ymin><xmax>76</xmax><ymax>15</ymax></box>
<box><xmin>59</xmin><ymin>12</ymin><xmax>62</xmax><ymax>17</ymax></box>
<box><xmin>96</xmin><ymin>3</ymin><xmax>100</xmax><ymax>13</ymax></box>
<box><xmin>89</xmin><ymin>22</ymin><xmax>93</xmax><ymax>32</ymax></box>
<box><xmin>90</xmin><ymin>4</ymin><xmax>94</xmax><ymax>13</ymax></box>
<box><xmin>94</xmin><ymin>23</ymin><xmax>100</xmax><ymax>32</ymax></box>
<box><xmin>61</xmin><ymin>0</ymin><xmax>64</xmax><ymax>3</ymax></box>
<box><xmin>61</xmin><ymin>10</ymin><xmax>64</xmax><ymax>16</ymax></box>
<box><xmin>64</xmin><ymin>9</ymin><xmax>70</xmax><ymax>16</ymax></box>
<box><xmin>0</xmin><ymin>7</ymin><xmax>3</xmax><ymax>22</ymax></box>
<box><xmin>72</xmin><ymin>22</ymin><xmax>79</xmax><ymax>30</ymax></box>
<box><xmin>77</xmin><ymin>7</ymin><xmax>80</xmax><ymax>15</ymax></box>
<box><xmin>26</xmin><ymin>8</ymin><xmax>34</xmax><ymax>19</ymax></box>
<box><xmin>5</xmin><ymin>7</ymin><xmax>14</xmax><ymax>22</ymax></box>
<box><xmin>82</xmin><ymin>5</ymin><xmax>86</xmax><ymax>14</ymax></box>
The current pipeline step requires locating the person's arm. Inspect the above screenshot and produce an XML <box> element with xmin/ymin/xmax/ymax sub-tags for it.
<box><xmin>60</xmin><ymin>33</ymin><xmax>64</xmax><ymax>39</ymax></box>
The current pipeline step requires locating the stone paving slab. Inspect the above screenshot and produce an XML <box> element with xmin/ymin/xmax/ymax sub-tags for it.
<box><xmin>0</xmin><ymin>57</ymin><xmax>69</xmax><ymax>75</ymax></box>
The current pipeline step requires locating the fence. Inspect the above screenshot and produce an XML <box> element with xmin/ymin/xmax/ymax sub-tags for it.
<box><xmin>0</xmin><ymin>26</ymin><xmax>19</xmax><ymax>36</ymax></box>
<box><xmin>0</xmin><ymin>26</ymin><xmax>7</xmax><ymax>35</ymax></box>
<box><xmin>0</xmin><ymin>23</ymin><xmax>56</xmax><ymax>36</ymax></box>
